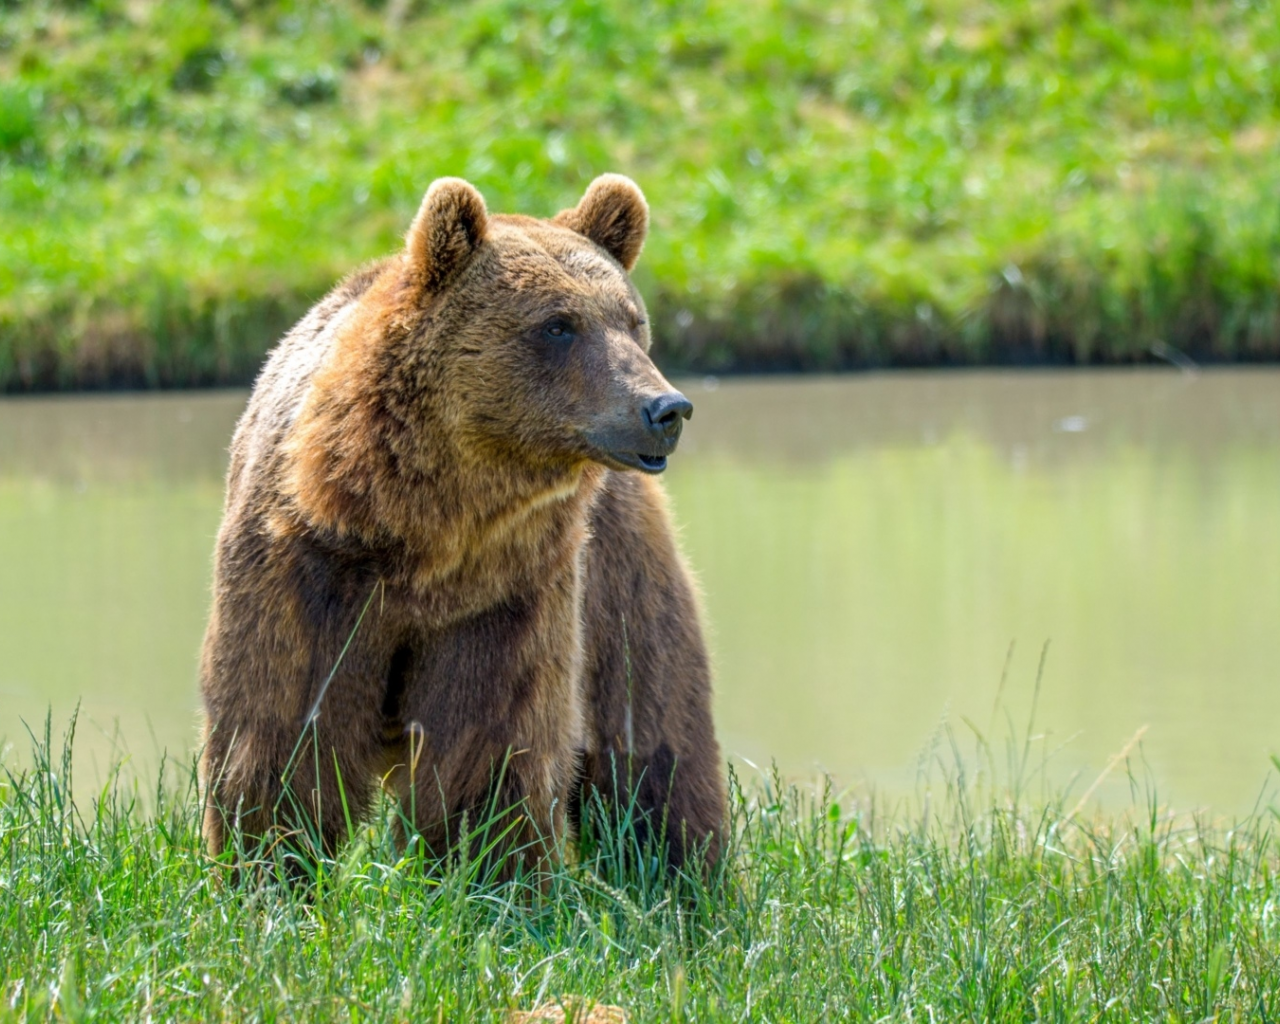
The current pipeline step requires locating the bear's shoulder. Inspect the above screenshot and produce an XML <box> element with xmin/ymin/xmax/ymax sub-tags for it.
<box><xmin>227</xmin><ymin>258</ymin><xmax>393</xmax><ymax>499</ymax></box>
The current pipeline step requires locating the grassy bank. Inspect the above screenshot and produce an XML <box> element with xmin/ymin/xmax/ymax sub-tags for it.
<box><xmin>3</xmin><ymin>0</ymin><xmax>1280</xmax><ymax>390</ymax></box>
<box><xmin>3</xmin><ymin>717</ymin><xmax>1279</xmax><ymax>1021</ymax></box>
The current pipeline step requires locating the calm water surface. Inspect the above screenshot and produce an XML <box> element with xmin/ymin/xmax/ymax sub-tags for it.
<box><xmin>2</xmin><ymin>370</ymin><xmax>1278</xmax><ymax>811</ymax></box>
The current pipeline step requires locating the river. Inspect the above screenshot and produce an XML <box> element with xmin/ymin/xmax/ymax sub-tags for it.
<box><xmin>2</xmin><ymin>369</ymin><xmax>1277</xmax><ymax>813</ymax></box>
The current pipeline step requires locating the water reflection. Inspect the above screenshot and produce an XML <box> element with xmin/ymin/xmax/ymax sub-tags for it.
<box><xmin>1</xmin><ymin>371</ymin><xmax>1277</xmax><ymax>811</ymax></box>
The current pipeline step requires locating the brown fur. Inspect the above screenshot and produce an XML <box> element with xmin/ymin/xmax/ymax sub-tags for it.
<box><xmin>199</xmin><ymin>175</ymin><xmax>725</xmax><ymax>877</ymax></box>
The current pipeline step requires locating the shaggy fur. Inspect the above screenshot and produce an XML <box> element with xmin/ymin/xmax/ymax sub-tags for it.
<box><xmin>200</xmin><ymin>175</ymin><xmax>725</xmax><ymax>876</ymax></box>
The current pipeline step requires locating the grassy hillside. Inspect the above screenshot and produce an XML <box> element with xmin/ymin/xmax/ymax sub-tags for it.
<box><xmin>3</xmin><ymin>719</ymin><xmax>1279</xmax><ymax>1020</ymax></box>
<box><xmin>2</xmin><ymin>0</ymin><xmax>1280</xmax><ymax>388</ymax></box>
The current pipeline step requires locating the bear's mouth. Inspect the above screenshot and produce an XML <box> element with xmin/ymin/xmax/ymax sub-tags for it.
<box><xmin>605</xmin><ymin>450</ymin><xmax>669</xmax><ymax>474</ymax></box>
<box><xmin>636</xmin><ymin>453</ymin><xmax>668</xmax><ymax>473</ymax></box>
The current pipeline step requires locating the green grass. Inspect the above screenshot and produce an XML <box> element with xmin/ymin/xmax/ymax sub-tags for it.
<box><xmin>3</xmin><ymin>0</ymin><xmax>1280</xmax><ymax>389</ymax></box>
<box><xmin>3</xmin><ymin>713</ymin><xmax>1279</xmax><ymax>1021</ymax></box>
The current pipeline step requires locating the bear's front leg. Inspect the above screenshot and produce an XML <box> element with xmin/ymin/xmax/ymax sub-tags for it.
<box><xmin>385</xmin><ymin>578</ymin><xmax>585</xmax><ymax>880</ymax></box>
<box><xmin>200</xmin><ymin>554</ymin><xmax>392</xmax><ymax>876</ymax></box>
<box><xmin>576</xmin><ymin>472</ymin><xmax>727</xmax><ymax>876</ymax></box>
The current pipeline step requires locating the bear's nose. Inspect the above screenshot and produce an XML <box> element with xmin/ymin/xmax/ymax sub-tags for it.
<box><xmin>642</xmin><ymin>392</ymin><xmax>694</xmax><ymax>443</ymax></box>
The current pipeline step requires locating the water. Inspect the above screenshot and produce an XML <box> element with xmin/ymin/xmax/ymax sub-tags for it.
<box><xmin>2</xmin><ymin>370</ymin><xmax>1278</xmax><ymax>812</ymax></box>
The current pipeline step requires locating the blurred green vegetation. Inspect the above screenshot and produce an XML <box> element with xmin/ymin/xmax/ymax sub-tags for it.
<box><xmin>2</xmin><ymin>0</ymin><xmax>1280</xmax><ymax>388</ymax></box>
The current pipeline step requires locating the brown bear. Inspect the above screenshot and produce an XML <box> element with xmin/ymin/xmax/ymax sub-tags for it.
<box><xmin>199</xmin><ymin>173</ymin><xmax>725</xmax><ymax>878</ymax></box>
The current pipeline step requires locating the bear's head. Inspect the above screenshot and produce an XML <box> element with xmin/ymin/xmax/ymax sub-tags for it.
<box><xmin>399</xmin><ymin>172</ymin><xmax>691</xmax><ymax>475</ymax></box>
<box><xmin>286</xmin><ymin>174</ymin><xmax>691</xmax><ymax>543</ymax></box>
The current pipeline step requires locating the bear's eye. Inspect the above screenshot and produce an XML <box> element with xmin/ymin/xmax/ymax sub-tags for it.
<box><xmin>542</xmin><ymin>318</ymin><xmax>575</xmax><ymax>342</ymax></box>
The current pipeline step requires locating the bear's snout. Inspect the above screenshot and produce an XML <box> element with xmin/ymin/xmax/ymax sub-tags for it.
<box><xmin>583</xmin><ymin>387</ymin><xmax>692</xmax><ymax>475</ymax></box>
<box><xmin>642</xmin><ymin>392</ymin><xmax>693</xmax><ymax>445</ymax></box>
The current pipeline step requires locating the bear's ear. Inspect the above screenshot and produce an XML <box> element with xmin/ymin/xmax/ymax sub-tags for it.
<box><xmin>405</xmin><ymin>177</ymin><xmax>489</xmax><ymax>293</ymax></box>
<box><xmin>553</xmin><ymin>173</ymin><xmax>649</xmax><ymax>271</ymax></box>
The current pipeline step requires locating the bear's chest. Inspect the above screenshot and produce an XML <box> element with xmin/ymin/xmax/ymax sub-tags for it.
<box><xmin>382</xmin><ymin>505</ymin><xmax>591</xmax><ymax>629</ymax></box>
